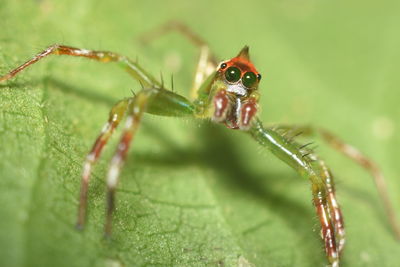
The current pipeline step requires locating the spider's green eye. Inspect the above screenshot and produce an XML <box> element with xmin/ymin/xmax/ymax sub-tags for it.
<box><xmin>242</xmin><ymin>72</ymin><xmax>258</xmax><ymax>88</ymax></box>
<box><xmin>225</xmin><ymin>67</ymin><xmax>241</xmax><ymax>83</ymax></box>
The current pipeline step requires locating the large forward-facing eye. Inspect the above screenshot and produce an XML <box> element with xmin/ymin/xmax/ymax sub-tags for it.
<box><xmin>225</xmin><ymin>67</ymin><xmax>241</xmax><ymax>83</ymax></box>
<box><xmin>242</xmin><ymin>71</ymin><xmax>258</xmax><ymax>88</ymax></box>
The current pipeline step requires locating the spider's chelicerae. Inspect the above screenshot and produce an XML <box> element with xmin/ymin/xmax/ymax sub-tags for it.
<box><xmin>1</xmin><ymin>22</ymin><xmax>399</xmax><ymax>266</ymax></box>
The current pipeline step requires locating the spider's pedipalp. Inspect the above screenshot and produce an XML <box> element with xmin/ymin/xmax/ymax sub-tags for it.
<box><xmin>212</xmin><ymin>90</ymin><xmax>231</xmax><ymax>122</ymax></box>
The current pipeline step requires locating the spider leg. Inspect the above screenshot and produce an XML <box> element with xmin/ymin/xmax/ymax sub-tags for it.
<box><xmin>0</xmin><ymin>44</ymin><xmax>197</xmax><ymax>233</ymax></box>
<box><xmin>139</xmin><ymin>21</ymin><xmax>218</xmax><ymax>99</ymax></box>
<box><xmin>249</xmin><ymin>119</ymin><xmax>341</xmax><ymax>266</ymax></box>
<box><xmin>274</xmin><ymin>124</ymin><xmax>400</xmax><ymax>240</ymax></box>
<box><xmin>314</xmin><ymin>156</ymin><xmax>345</xmax><ymax>253</ymax></box>
<box><xmin>77</xmin><ymin>98</ymin><xmax>132</xmax><ymax>229</ymax></box>
<box><xmin>0</xmin><ymin>44</ymin><xmax>160</xmax><ymax>88</ymax></box>
<box><xmin>189</xmin><ymin>45</ymin><xmax>217</xmax><ymax>100</ymax></box>
<box><xmin>102</xmin><ymin>87</ymin><xmax>195</xmax><ymax>236</ymax></box>
<box><xmin>319</xmin><ymin>128</ymin><xmax>400</xmax><ymax>240</ymax></box>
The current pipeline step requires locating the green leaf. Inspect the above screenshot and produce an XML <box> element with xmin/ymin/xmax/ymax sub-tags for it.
<box><xmin>1</xmin><ymin>1</ymin><xmax>399</xmax><ymax>266</ymax></box>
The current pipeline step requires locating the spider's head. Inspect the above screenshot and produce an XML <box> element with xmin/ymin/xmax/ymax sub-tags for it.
<box><xmin>217</xmin><ymin>46</ymin><xmax>262</xmax><ymax>97</ymax></box>
<box><xmin>212</xmin><ymin>46</ymin><xmax>262</xmax><ymax>130</ymax></box>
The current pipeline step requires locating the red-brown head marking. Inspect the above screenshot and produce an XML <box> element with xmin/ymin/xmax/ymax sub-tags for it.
<box><xmin>218</xmin><ymin>46</ymin><xmax>261</xmax><ymax>92</ymax></box>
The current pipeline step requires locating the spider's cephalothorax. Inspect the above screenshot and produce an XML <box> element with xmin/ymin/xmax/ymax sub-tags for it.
<box><xmin>210</xmin><ymin>46</ymin><xmax>261</xmax><ymax>130</ymax></box>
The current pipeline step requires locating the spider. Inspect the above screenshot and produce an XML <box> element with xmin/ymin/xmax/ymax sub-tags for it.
<box><xmin>1</xmin><ymin>22</ymin><xmax>399</xmax><ymax>266</ymax></box>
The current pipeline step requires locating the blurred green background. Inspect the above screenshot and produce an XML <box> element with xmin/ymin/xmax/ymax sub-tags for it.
<box><xmin>0</xmin><ymin>0</ymin><xmax>399</xmax><ymax>266</ymax></box>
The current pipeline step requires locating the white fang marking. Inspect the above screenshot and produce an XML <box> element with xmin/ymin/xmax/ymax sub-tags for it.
<box><xmin>226</xmin><ymin>84</ymin><xmax>247</xmax><ymax>96</ymax></box>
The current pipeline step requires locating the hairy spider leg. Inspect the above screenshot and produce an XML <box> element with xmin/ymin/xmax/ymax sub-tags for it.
<box><xmin>268</xmin><ymin>125</ymin><xmax>345</xmax><ymax>254</ymax></box>
<box><xmin>250</xmin><ymin>119</ymin><xmax>340</xmax><ymax>266</ymax></box>
<box><xmin>104</xmin><ymin>87</ymin><xmax>195</xmax><ymax>236</ymax></box>
<box><xmin>139</xmin><ymin>21</ymin><xmax>218</xmax><ymax>99</ymax></box>
<box><xmin>275</xmin><ymin>124</ymin><xmax>400</xmax><ymax>241</ymax></box>
<box><xmin>319</xmin><ymin>129</ymin><xmax>400</xmax><ymax>240</ymax></box>
<box><xmin>77</xmin><ymin>98</ymin><xmax>133</xmax><ymax>229</ymax></box>
<box><xmin>316</xmin><ymin>159</ymin><xmax>345</xmax><ymax>252</ymax></box>
<box><xmin>0</xmin><ymin>44</ymin><xmax>196</xmax><ymax>232</ymax></box>
<box><xmin>0</xmin><ymin>44</ymin><xmax>160</xmax><ymax>88</ymax></box>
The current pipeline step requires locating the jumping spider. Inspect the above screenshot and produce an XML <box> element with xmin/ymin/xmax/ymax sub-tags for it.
<box><xmin>1</xmin><ymin>22</ymin><xmax>399</xmax><ymax>266</ymax></box>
